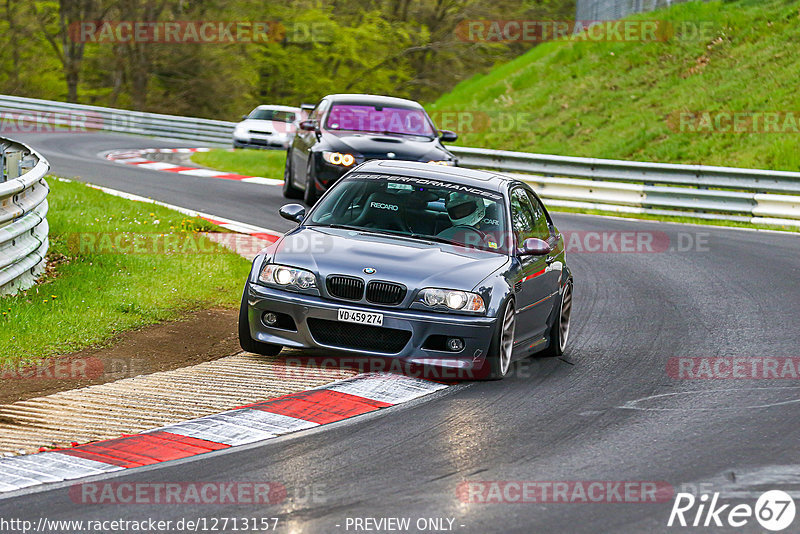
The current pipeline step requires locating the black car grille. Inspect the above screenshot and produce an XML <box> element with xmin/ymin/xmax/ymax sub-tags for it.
<box><xmin>326</xmin><ymin>275</ymin><xmax>365</xmax><ymax>300</ymax></box>
<box><xmin>307</xmin><ymin>318</ymin><xmax>411</xmax><ymax>353</ymax></box>
<box><xmin>366</xmin><ymin>281</ymin><xmax>406</xmax><ymax>305</ymax></box>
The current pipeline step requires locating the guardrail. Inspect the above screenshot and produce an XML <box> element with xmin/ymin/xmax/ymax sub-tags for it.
<box><xmin>0</xmin><ymin>94</ymin><xmax>235</xmax><ymax>146</ymax></box>
<box><xmin>576</xmin><ymin>0</ymin><xmax>694</xmax><ymax>21</ymax></box>
<box><xmin>0</xmin><ymin>137</ymin><xmax>50</xmax><ymax>296</ymax></box>
<box><xmin>449</xmin><ymin>146</ymin><xmax>800</xmax><ymax>226</ymax></box>
<box><xmin>1</xmin><ymin>94</ymin><xmax>798</xmax><ymax>227</ymax></box>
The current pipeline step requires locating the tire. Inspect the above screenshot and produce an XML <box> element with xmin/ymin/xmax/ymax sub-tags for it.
<box><xmin>541</xmin><ymin>280</ymin><xmax>573</xmax><ymax>358</ymax></box>
<box><xmin>303</xmin><ymin>159</ymin><xmax>320</xmax><ymax>205</ymax></box>
<box><xmin>483</xmin><ymin>299</ymin><xmax>516</xmax><ymax>380</ymax></box>
<box><xmin>238</xmin><ymin>283</ymin><xmax>282</xmax><ymax>356</ymax></box>
<box><xmin>282</xmin><ymin>150</ymin><xmax>303</xmax><ymax>199</ymax></box>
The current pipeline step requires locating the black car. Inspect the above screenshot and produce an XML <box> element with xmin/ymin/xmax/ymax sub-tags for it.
<box><xmin>241</xmin><ymin>160</ymin><xmax>574</xmax><ymax>380</ymax></box>
<box><xmin>282</xmin><ymin>94</ymin><xmax>458</xmax><ymax>205</ymax></box>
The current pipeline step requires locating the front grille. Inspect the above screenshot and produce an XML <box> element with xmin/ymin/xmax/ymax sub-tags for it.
<box><xmin>249</xmin><ymin>130</ymin><xmax>272</xmax><ymax>135</ymax></box>
<box><xmin>307</xmin><ymin>318</ymin><xmax>411</xmax><ymax>353</ymax></box>
<box><xmin>366</xmin><ymin>281</ymin><xmax>406</xmax><ymax>305</ymax></box>
<box><xmin>326</xmin><ymin>275</ymin><xmax>365</xmax><ymax>301</ymax></box>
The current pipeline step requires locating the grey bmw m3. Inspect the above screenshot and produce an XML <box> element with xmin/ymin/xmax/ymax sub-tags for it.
<box><xmin>239</xmin><ymin>160</ymin><xmax>573</xmax><ymax>380</ymax></box>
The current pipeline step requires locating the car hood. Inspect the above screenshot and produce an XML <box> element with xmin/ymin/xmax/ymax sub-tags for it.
<box><xmin>271</xmin><ymin>227</ymin><xmax>508</xmax><ymax>291</ymax></box>
<box><xmin>322</xmin><ymin>131</ymin><xmax>451</xmax><ymax>161</ymax></box>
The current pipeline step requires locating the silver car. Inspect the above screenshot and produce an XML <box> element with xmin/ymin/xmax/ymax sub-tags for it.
<box><xmin>233</xmin><ymin>105</ymin><xmax>304</xmax><ymax>149</ymax></box>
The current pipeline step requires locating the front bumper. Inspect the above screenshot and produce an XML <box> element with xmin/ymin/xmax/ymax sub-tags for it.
<box><xmin>314</xmin><ymin>158</ymin><xmax>353</xmax><ymax>188</ymax></box>
<box><xmin>233</xmin><ymin>135</ymin><xmax>290</xmax><ymax>149</ymax></box>
<box><xmin>246</xmin><ymin>284</ymin><xmax>496</xmax><ymax>367</ymax></box>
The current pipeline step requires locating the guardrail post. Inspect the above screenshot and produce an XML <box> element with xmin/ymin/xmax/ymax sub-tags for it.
<box><xmin>0</xmin><ymin>142</ymin><xmax>8</xmax><ymax>183</ymax></box>
<box><xmin>5</xmin><ymin>151</ymin><xmax>21</xmax><ymax>180</ymax></box>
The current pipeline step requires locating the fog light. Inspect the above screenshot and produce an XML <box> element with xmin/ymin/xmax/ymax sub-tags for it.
<box><xmin>447</xmin><ymin>337</ymin><xmax>464</xmax><ymax>352</ymax></box>
<box><xmin>263</xmin><ymin>312</ymin><xmax>279</xmax><ymax>326</ymax></box>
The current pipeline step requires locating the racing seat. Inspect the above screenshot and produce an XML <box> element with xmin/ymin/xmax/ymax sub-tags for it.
<box><xmin>349</xmin><ymin>192</ymin><xmax>410</xmax><ymax>233</ymax></box>
<box><xmin>478</xmin><ymin>201</ymin><xmax>502</xmax><ymax>233</ymax></box>
<box><xmin>478</xmin><ymin>201</ymin><xmax>503</xmax><ymax>244</ymax></box>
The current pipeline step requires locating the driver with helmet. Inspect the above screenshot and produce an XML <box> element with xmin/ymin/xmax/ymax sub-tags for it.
<box><xmin>437</xmin><ymin>192</ymin><xmax>487</xmax><ymax>247</ymax></box>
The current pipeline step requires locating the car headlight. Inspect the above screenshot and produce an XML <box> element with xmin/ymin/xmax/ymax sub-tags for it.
<box><xmin>427</xmin><ymin>160</ymin><xmax>455</xmax><ymax>166</ymax></box>
<box><xmin>322</xmin><ymin>151</ymin><xmax>356</xmax><ymax>166</ymax></box>
<box><xmin>418</xmin><ymin>288</ymin><xmax>485</xmax><ymax>313</ymax></box>
<box><xmin>259</xmin><ymin>263</ymin><xmax>317</xmax><ymax>290</ymax></box>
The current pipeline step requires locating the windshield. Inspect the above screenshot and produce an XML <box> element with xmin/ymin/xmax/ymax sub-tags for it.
<box><xmin>308</xmin><ymin>174</ymin><xmax>509</xmax><ymax>254</ymax></box>
<box><xmin>249</xmin><ymin>109</ymin><xmax>297</xmax><ymax>122</ymax></box>
<box><xmin>325</xmin><ymin>104</ymin><xmax>436</xmax><ymax>137</ymax></box>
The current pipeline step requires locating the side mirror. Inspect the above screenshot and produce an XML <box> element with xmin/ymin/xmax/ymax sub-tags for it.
<box><xmin>241</xmin><ymin>115</ymin><xmax>248</xmax><ymax>121</ymax></box>
<box><xmin>279</xmin><ymin>203</ymin><xmax>306</xmax><ymax>223</ymax></box>
<box><xmin>439</xmin><ymin>129</ymin><xmax>458</xmax><ymax>142</ymax></box>
<box><xmin>298</xmin><ymin>119</ymin><xmax>318</xmax><ymax>132</ymax></box>
<box><xmin>519</xmin><ymin>238</ymin><xmax>551</xmax><ymax>256</ymax></box>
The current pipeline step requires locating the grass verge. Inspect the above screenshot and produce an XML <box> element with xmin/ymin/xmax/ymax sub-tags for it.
<box><xmin>192</xmin><ymin>148</ymin><xmax>286</xmax><ymax>179</ymax></box>
<box><xmin>0</xmin><ymin>178</ymin><xmax>251</xmax><ymax>365</ymax></box>
<box><xmin>430</xmin><ymin>0</ymin><xmax>800</xmax><ymax>172</ymax></box>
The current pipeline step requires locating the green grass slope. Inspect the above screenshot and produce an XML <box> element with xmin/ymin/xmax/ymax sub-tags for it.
<box><xmin>430</xmin><ymin>0</ymin><xmax>800</xmax><ymax>171</ymax></box>
<box><xmin>0</xmin><ymin>179</ymin><xmax>250</xmax><ymax>363</ymax></box>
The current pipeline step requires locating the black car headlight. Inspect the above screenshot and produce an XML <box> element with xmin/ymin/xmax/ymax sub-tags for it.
<box><xmin>259</xmin><ymin>263</ymin><xmax>317</xmax><ymax>290</ymax></box>
<box><xmin>418</xmin><ymin>288</ymin><xmax>485</xmax><ymax>313</ymax></box>
<box><xmin>322</xmin><ymin>151</ymin><xmax>356</xmax><ymax>166</ymax></box>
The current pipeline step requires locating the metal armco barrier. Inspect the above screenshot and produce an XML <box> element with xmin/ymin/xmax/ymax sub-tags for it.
<box><xmin>576</xmin><ymin>0</ymin><xmax>699</xmax><ymax>21</ymax></box>
<box><xmin>0</xmin><ymin>94</ymin><xmax>235</xmax><ymax>146</ymax></box>
<box><xmin>0</xmin><ymin>137</ymin><xmax>50</xmax><ymax>295</ymax></box>
<box><xmin>1</xmin><ymin>94</ymin><xmax>798</xmax><ymax>227</ymax></box>
<box><xmin>449</xmin><ymin>146</ymin><xmax>800</xmax><ymax>226</ymax></box>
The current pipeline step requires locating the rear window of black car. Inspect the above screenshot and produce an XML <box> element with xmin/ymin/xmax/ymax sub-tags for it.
<box><xmin>307</xmin><ymin>174</ymin><xmax>509</xmax><ymax>254</ymax></box>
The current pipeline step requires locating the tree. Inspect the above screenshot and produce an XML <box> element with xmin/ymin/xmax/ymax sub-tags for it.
<box><xmin>32</xmin><ymin>0</ymin><xmax>114</xmax><ymax>102</ymax></box>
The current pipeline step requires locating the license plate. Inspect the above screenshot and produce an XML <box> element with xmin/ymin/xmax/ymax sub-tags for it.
<box><xmin>338</xmin><ymin>308</ymin><xmax>383</xmax><ymax>326</ymax></box>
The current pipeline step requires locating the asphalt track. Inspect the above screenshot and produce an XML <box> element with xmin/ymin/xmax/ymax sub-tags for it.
<box><xmin>2</xmin><ymin>132</ymin><xmax>799</xmax><ymax>533</ymax></box>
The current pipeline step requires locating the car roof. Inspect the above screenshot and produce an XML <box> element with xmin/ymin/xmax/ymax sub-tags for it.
<box><xmin>323</xmin><ymin>94</ymin><xmax>424</xmax><ymax>109</ymax></box>
<box><xmin>252</xmin><ymin>105</ymin><xmax>301</xmax><ymax>112</ymax></box>
<box><xmin>351</xmin><ymin>160</ymin><xmax>514</xmax><ymax>192</ymax></box>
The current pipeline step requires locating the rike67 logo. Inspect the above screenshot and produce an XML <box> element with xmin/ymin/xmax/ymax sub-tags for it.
<box><xmin>668</xmin><ymin>490</ymin><xmax>796</xmax><ymax>531</ymax></box>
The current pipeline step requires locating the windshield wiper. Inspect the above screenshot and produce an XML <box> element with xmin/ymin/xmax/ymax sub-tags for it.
<box><xmin>329</xmin><ymin>128</ymin><xmax>433</xmax><ymax>139</ymax></box>
<box><xmin>377</xmin><ymin>130</ymin><xmax>434</xmax><ymax>139</ymax></box>
<box><xmin>321</xmin><ymin>225</ymin><xmax>432</xmax><ymax>243</ymax></box>
<box><xmin>412</xmin><ymin>234</ymin><xmax>468</xmax><ymax>247</ymax></box>
<box><xmin>318</xmin><ymin>225</ymin><xmax>483</xmax><ymax>249</ymax></box>
<box><xmin>321</xmin><ymin>224</ymin><xmax>366</xmax><ymax>232</ymax></box>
